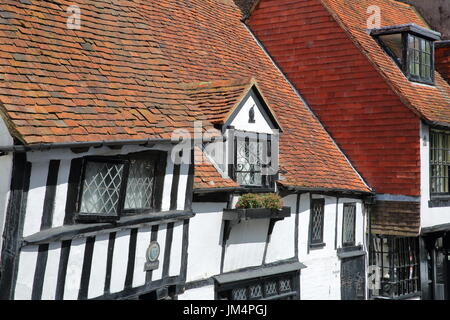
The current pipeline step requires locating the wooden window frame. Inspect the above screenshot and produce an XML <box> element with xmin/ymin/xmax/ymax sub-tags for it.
<box><xmin>369</xmin><ymin>235</ymin><xmax>420</xmax><ymax>299</ymax></box>
<box><xmin>216</xmin><ymin>271</ymin><xmax>300</xmax><ymax>301</ymax></box>
<box><xmin>73</xmin><ymin>151</ymin><xmax>166</xmax><ymax>223</ymax></box>
<box><xmin>377</xmin><ymin>32</ymin><xmax>435</xmax><ymax>85</ymax></box>
<box><xmin>342</xmin><ymin>203</ymin><xmax>356</xmax><ymax>248</ymax></box>
<box><xmin>430</xmin><ymin>129</ymin><xmax>450</xmax><ymax>199</ymax></box>
<box><xmin>309</xmin><ymin>198</ymin><xmax>325</xmax><ymax>249</ymax></box>
<box><xmin>231</xmin><ymin>130</ymin><xmax>276</xmax><ymax>190</ymax></box>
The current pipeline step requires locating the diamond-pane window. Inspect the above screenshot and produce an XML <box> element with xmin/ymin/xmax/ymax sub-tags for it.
<box><xmin>77</xmin><ymin>153</ymin><xmax>160</xmax><ymax>219</ymax></box>
<box><xmin>232</xmin><ymin>288</ymin><xmax>247</xmax><ymax>300</ymax></box>
<box><xmin>217</xmin><ymin>272</ymin><xmax>299</xmax><ymax>300</ymax></box>
<box><xmin>265</xmin><ymin>281</ymin><xmax>277</xmax><ymax>296</ymax></box>
<box><xmin>310</xmin><ymin>199</ymin><xmax>324</xmax><ymax>245</ymax></box>
<box><xmin>80</xmin><ymin>161</ymin><xmax>124</xmax><ymax>215</ymax></box>
<box><xmin>124</xmin><ymin>160</ymin><xmax>155</xmax><ymax>209</ymax></box>
<box><xmin>279</xmin><ymin>279</ymin><xmax>291</xmax><ymax>292</ymax></box>
<box><xmin>342</xmin><ymin>203</ymin><xmax>356</xmax><ymax>246</ymax></box>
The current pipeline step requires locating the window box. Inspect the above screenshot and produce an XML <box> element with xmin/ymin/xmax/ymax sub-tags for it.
<box><xmin>223</xmin><ymin>206</ymin><xmax>291</xmax><ymax>221</ymax></box>
<box><xmin>222</xmin><ymin>207</ymin><xmax>291</xmax><ymax>242</ymax></box>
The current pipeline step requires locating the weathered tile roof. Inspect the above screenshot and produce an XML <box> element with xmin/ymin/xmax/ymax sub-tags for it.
<box><xmin>0</xmin><ymin>0</ymin><xmax>199</xmax><ymax>144</ymax></box>
<box><xmin>320</xmin><ymin>0</ymin><xmax>450</xmax><ymax>126</ymax></box>
<box><xmin>181</xmin><ymin>78</ymin><xmax>252</xmax><ymax>125</ymax></box>
<box><xmin>194</xmin><ymin>147</ymin><xmax>238</xmax><ymax>190</ymax></box>
<box><xmin>0</xmin><ymin>0</ymin><xmax>370</xmax><ymax>192</ymax></box>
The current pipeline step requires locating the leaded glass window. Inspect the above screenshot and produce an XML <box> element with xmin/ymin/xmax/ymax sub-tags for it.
<box><xmin>342</xmin><ymin>203</ymin><xmax>356</xmax><ymax>247</ymax></box>
<box><xmin>408</xmin><ymin>34</ymin><xmax>432</xmax><ymax>82</ymax></box>
<box><xmin>430</xmin><ymin>129</ymin><xmax>450</xmax><ymax>195</ymax></box>
<box><xmin>217</xmin><ymin>273</ymin><xmax>299</xmax><ymax>300</ymax></box>
<box><xmin>375</xmin><ymin>30</ymin><xmax>435</xmax><ymax>84</ymax></box>
<box><xmin>232</xmin><ymin>131</ymin><xmax>275</xmax><ymax>188</ymax></box>
<box><xmin>80</xmin><ymin>161</ymin><xmax>124</xmax><ymax>215</ymax></box>
<box><xmin>124</xmin><ymin>160</ymin><xmax>155</xmax><ymax>209</ymax></box>
<box><xmin>78</xmin><ymin>153</ymin><xmax>159</xmax><ymax>219</ymax></box>
<box><xmin>310</xmin><ymin>199</ymin><xmax>325</xmax><ymax>246</ymax></box>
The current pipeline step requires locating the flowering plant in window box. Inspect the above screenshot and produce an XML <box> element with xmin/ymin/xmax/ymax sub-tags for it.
<box><xmin>224</xmin><ymin>193</ymin><xmax>290</xmax><ymax>221</ymax></box>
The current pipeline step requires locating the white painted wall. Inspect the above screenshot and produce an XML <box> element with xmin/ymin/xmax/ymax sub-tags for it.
<box><xmin>420</xmin><ymin>122</ymin><xmax>450</xmax><ymax>229</ymax></box>
<box><xmin>0</xmin><ymin>153</ymin><xmax>12</xmax><ymax>256</ymax></box>
<box><xmin>265</xmin><ymin>194</ymin><xmax>296</xmax><ymax>263</ymax></box>
<box><xmin>0</xmin><ymin>116</ymin><xmax>13</xmax><ymax>259</ymax></box>
<box><xmin>186</xmin><ymin>202</ymin><xmax>225</xmax><ymax>282</ymax></box>
<box><xmin>186</xmin><ymin>193</ymin><xmax>366</xmax><ymax>300</ymax></box>
<box><xmin>229</xmin><ymin>93</ymin><xmax>275</xmax><ymax>135</ymax></box>
<box><xmin>178</xmin><ymin>285</ymin><xmax>215</xmax><ymax>300</ymax></box>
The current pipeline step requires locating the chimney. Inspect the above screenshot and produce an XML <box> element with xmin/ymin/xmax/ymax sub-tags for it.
<box><xmin>436</xmin><ymin>41</ymin><xmax>450</xmax><ymax>84</ymax></box>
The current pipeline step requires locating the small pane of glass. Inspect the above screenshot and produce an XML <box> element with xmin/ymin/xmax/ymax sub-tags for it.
<box><xmin>407</xmin><ymin>34</ymin><xmax>432</xmax><ymax>82</ymax></box>
<box><xmin>235</xmin><ymin>136</ymin><xmax>263</xmax><ymax>186</ymax></box>
<box><xmin>310</xmin><ymin>199</ymin><xmax>324</xmax><ymax>244</ymax></box>
<box><xmin>430</xmin><ymin>130</ymin><xmax>450</xmax><ymax>194</ymax></box>
<box><xmin>342</xmin><ymin>203</ymin><xmax>356</xmax><ymax>246</ymax></box>
<box><xmin>80</xmin><ymin>161</ymin><xmax>124</xmax><ymax>215</ymax></box>
<box><xmin>124</xmin><ymin>159</ymin><xmax>155</xmax><ymax>210</ymax></box>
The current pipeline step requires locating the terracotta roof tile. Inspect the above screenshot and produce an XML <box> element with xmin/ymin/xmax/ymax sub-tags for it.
<box><xmin>0</xmin><ymin>0</ymin><xmax>370</xmax><ymax>192</ymax></box>
<box><xmin>194</xmin><ymin>147</ymin><xmax>239</xmax><ymax>190</ymax></box>
<box><xmin>320</xmin><ymin>0</ymin><xmax>450</xmax><ymax>125</ymax></box>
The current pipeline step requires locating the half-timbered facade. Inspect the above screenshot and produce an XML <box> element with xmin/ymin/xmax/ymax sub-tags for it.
<box><xmin>0</xmin><ymin>0</ymin><xmax>373</xmax><ymax>300</ymax></box>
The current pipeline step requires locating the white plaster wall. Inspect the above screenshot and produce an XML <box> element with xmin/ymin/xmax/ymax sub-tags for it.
<box><xmin>178</xmin><ymin>285</ymin><xmax>215</xmax><ymax>300</ymax></box>
<box><xmin>229</xmin><ymin>94</ymin><xmax>275</xmax><ymax>135</ymax></box>
<box><xmin>0</xmin><ymin>116</ymin><xmax>13</xmax><ymax>259</ymax></box>
<box><xmin>420</xmin><ymin>122</ymin><xmax>450</xmax><ymax>229</ymax></box>
<box><xmin>0</xmin><ymin>153</ymin><xmax>12</xmax><ymax>255</ymax></box>
<box><xmin>186</xmin><ymin>202</ymin><xmax>225</xmax><ymax>282</ymax></box>
<box><xmin>265</xmin><ymin>194</ymin><xmax>296</xmax><ymax>263</ymax></box>
<box><xmin>223</xmin><ymin>218</ymin><xmax>269</xmax><ymax>272</ymax></box>
<box><xmin>298</xmin><ymin>194</ymin><xmax>365</xmax><ymax>300</ymax></box>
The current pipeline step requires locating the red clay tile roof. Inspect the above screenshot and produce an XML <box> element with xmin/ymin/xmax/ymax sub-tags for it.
<box><xmin>0</xmin><ymin>0</ymin><xmax>201</xmax><ymax>144</ymax></box>
<box><xmin>181</xmin><ymin>78</ymin><xmax>253</xmax><ymax>125</ymax></box>
<box><xmin>320</xmin><ymin>0</ymin><xmax>450</xmax><ymax>126</ymax></box>
<box><xmin>141</xmin><ymin>0</ymin><xmax>370</xmax><ymax>192</ymax></box>
<box><xmin>194</xmin><ymin>147</ymin><xmax>238</xmax><ymax>190</ymax></box>
<box><xmin>0</xmin><ymin>0</ymin><xmax>370</xmax><ymax>192</ymax></box>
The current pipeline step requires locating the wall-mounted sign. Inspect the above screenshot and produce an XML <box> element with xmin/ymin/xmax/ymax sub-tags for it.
<box><xmin>144</xmin><ymin>241</ymin><xmax>160</xmax><ymax>271</ymax></box>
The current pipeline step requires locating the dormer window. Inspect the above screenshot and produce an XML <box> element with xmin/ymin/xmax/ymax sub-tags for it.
<box><xmin>372</xmin><ymin>24</ymin><xmax>441</xmax><ymax>85</ymax></box>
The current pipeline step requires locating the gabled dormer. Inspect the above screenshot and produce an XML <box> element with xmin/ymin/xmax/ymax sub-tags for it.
<box><xmin>372</xmin><ymin>23</ymin><xmax>441</xmax><ymax>85</ymax></box>
<box><xmin>184</xmin><ymin>78</ymin><xmax>282</xmax><ymax>190</ymax></box>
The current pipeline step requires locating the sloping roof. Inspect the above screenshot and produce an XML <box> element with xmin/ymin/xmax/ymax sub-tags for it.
<box><xmin>320</xmin><ymin>0</ymin><xmax>450</xmax><ymax>126</ymax></box>
<box><xmin>141</xmin><ymin>0</ymin><xmax>370</xmax><ymax>192</ymax></box>
<box><xmin>181</xmin><ymin>78</ymin><xmax>253</xmax><ymax>125</ymax></box>
<box><xmin>194</xmin><ymin>147</ymin><xmax>238</xmax><ymax>190</ymax></box>
<box><xmin>0</xmin><ymin>0</ymin><xmax>199</xmax><ymax>144</ymax></box>
<box><xmin>0</xmin><ymin>0</ymin><xmax>370</xmax><ymax>192</ymax></box>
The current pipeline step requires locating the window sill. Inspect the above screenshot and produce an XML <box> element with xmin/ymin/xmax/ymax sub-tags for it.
<box><xmin>371</xmin><ymin>292</ymin><xmax>421</xmax><ymax>300</ymax></box>
<box><xmin>21</xmin><ymin>210</ymin><xmax>194</xmax><ymax>246</ymax></box>
<box><xmin>429</xmin><ymin>197</ymin><xmax>450</xmax><ymax>208</ymax></box>
<box><xmin>309</xmin><ymin>242</ymin><xmax>326</xmax><ymax>250</ymax></box>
